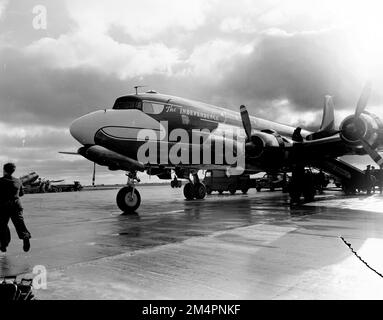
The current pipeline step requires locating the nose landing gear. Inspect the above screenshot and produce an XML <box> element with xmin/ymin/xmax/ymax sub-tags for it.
<box><xmin>116</xmin><ymin>171</ymin><xmax>141</xmax><ymax>213</ymax></box>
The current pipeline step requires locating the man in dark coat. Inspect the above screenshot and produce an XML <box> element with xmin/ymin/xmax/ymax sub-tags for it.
<box><xmin>0</xmin><ymin>163</ymin><xmax>31</xmax><ymax>252</ymax></box>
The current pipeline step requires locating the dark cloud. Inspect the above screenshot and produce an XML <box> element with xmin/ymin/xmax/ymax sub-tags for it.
<box><xmin>0</xmin><ymin>48</ymin><xmax>135</xmax><ymax>127</ymax></box>
<box><xmin>207</xmin><ymin>30</ymin><xmax>383</xmax><ymax>117</ymax></box>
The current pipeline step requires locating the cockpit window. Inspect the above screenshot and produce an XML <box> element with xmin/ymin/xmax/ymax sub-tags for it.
<box><xmin>113</xmin><ymin>97</ymin><xmax>142</xmax><ymax>110</ymax></box>
<box><xmin>142</xmin><ymin>102</ymin><xmax>164</xmax><ymax>114</ymax></box>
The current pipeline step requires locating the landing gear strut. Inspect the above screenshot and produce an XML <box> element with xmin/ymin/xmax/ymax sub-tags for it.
<box><xmin>116</xmin><ymin>171</ymin><xmax>141</xmax><ymax>213</ymax></box>
<box><xmin>183</xmin><ymin>172</ymin><xmax>207</xmax><ymax>200</ymax></box>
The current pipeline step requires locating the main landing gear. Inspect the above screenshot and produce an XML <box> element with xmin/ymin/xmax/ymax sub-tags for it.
<box><xmin>116</xmin><ymin>171</ymin><xmax>141</xmax><ymax>213</ymax></box>
<box><xmin>183</xmin><ymin>173</ymin><xmax>207</xmax><ymax>200</ymax></box>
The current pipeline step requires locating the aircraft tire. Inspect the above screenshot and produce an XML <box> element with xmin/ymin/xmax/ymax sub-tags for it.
<box><xmin>206</xmin><ymin>185</ymin><xmax>212</xmax><ymax>195</ymax></box>
<box><xmin>116</xmin><ymin>186</ymin><xmax>141</xmax><ymax>213</ymax></box>
<box><xmin>228</xmin><ymin>184</ymin><xmax>236</xmax><ymax>195</ymax></box>
<box><xmin>241</xmin><ymin>187</ymin><xmax>249</xmax><ymax>194</ymax></box>
<box><xmin>183</xmin><ymin>183</ymin><xmax>195</xmax><ymax>200</ymax></box>
<box><xmin>194</xmin><ymin>183</ymin><xmax>206</xmax><ymax>199</ymax></box>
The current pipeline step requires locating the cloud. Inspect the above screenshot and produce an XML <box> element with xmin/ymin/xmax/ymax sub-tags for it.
<box><xmin>0</xmin><ymin>123</ymin><xmax>72</xmax><ymax>149</ymax></box>
<box><xmin>2</xmin><ymin>0</ymin><xmax>383</xmax><ymax>183</ymax></box>
<box><xmin>26</xmin><ymin>31</ymin><xmax>181</xmax><ymax>79</ymax></box>
<box><xmin>0</xmin><ymin>46</ymin><xmax>138</xmax><ymax>126</ymax></box>
<box><xmin>66</xmin><ymin>0</ymin><xmax>210</xmax><ymax>41</ymax></box>
<box><xmin>204</xmin><ymin>28</ymin><xmax>383</xmax><ymax>123</ymax></box>
<box><xmin>0</xmin><ymin>0</ymin><xmax>8</xmax><ymax>19</ymax></box>
<box><xmin>182</xmin><ymin>39</ymin><xmax>254</xmax><ymax>80</ymax></box>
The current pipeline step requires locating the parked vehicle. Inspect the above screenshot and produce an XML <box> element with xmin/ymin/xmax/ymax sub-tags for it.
<box><xmin>203</xmin><ymin>170</ymin><xmax>253</xmax><ymax>195</ymax></box>
<box><xmin>50</xmin><ymin>181</ymin><xmax>83</xmax><ymax>192</ymax></box>
<box><xmin>255</xmin><ymin>173</ymin><xmax>288</xmax><ymax>192</ymax></box>
<box><xmin>24</xmin><ymin>180</ymin><xmax>82</xmax><ymax>193</ymax></box>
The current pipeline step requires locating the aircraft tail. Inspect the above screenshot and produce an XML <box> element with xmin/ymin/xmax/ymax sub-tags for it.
<box><xmin>306</xmin><ymin>95</ymin><xmax>336</xmax><ymax>140</ymax></box>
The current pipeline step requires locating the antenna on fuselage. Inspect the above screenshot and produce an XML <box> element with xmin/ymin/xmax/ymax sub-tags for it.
<box><xmin>134</xmin><ymin>85</ymin><xmax>147</xmax><ymax>95</ymax></box>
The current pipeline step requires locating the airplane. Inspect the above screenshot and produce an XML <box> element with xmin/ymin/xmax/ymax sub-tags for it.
<box><xmin>63</xmin><ymin>83</ymin><xmax>383</xmax><ymax>212</ymax></box>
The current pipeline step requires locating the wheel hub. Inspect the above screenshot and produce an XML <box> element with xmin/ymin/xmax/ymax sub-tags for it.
<box><xmin>125</xmin><ymin>192</ymin><xmax>137</xmax><ymax>206</ymax></box>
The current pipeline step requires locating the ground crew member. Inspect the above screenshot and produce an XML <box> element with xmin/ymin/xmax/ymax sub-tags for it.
<box><xmin>0</xmin><ymin>163</ymin><xmax>31</xmax><ymax>252</ymax></box>
<box><xmin>317</xmin><ymin>169</ymin><xmax>326</xmax><ymax>194</ymax></box>
<box><xmin>290</xmin><ymin>165</ymin><xmax>305</xmax><ymax>205</ymax></box>
<box><xmin>292</xmin><ymin>127</ymin><xmax>304</xmax><ymax>142</ymax></box>
<box><xmin>365</xmin><ymin>165</ymin><xmax>373</xmax><ymax>195</ymax></box>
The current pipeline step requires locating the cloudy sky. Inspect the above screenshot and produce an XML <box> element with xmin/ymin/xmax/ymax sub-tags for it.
<box><xmin>1</xmin><ymin>0</ymin><xmax>383</xmax><ymax>184</ymax></box>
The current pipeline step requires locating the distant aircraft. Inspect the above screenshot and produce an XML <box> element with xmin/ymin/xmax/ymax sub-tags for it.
<box><xmin>63</xmin><ymin>83</ymin><xmax>382</xmax><ymax>212</ymax></box>
<box><xmin>19</xmin><ymin>172</ymin><xmax>39</xmax><ymax>186</ymax></box>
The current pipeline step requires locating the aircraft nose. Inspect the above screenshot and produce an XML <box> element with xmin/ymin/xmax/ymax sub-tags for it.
<box><xmin>70</xmin><ymin>111</ymin><xmax>104</xmax><ymax>145</ymax></box>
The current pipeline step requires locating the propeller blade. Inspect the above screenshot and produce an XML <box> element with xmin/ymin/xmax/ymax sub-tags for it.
<box><xmin>355</xmin><ymin>81</ymin><xmax>372</xmax><ymax>119</ymax></box>
<box><xmin>59</xmin><ymin>151</ymin><xmax>80</xmax><ymax>155</ymax></box>
<box><xmin>360</xmin><ymin>138</ymin><xmax>383</xmax><ymax>168</ymax></box>
<box><xmin>240</xmin><ymin>105</ymin><xmax>252</xmax><ymax>139</ymax></box>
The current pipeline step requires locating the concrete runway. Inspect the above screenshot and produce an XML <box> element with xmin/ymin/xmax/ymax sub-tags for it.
<box><xmin>1</xmin><ymin>185</ymin><xmax>383</xmax><ymax>299</ymax></box>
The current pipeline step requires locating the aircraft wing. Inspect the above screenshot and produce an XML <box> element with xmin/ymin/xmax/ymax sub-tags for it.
<box><xmin>299</xmin><ymin>134</ymin><xmax>355</xmax><ymax>159</ymax></box>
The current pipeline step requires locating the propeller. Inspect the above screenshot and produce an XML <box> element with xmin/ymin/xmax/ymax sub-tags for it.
<box><xmin>342</xmin><ymin>81</ymin><xmax>383</xmax><ymax>168</ymax></box>
<box><xmin>240</xmin><ymin>105</ymin><xmax>252</xmax><ymax>140</ymax></box>
<box><xmin>239</xmin><ymin>104</ymin><xmax>272</xmax><ymax>157</ymax></box>
<box><xmin>359</xmin><ymin>138</ymin><xmax>383</xmax><ymax>167</ymax></box>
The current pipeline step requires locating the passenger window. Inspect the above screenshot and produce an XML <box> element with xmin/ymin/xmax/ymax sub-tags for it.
<box><xmin>142</xmin><ymin>102</ymin><xmax>164</xmax><ymax>114</ymax></box>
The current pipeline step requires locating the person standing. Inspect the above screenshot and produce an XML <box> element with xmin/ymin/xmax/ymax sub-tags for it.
<box><xmin>365</xmin><ymin>165</ymin><xmax>373</xmax><ymax>195</ymax></box>
<box><xmin>0</xmin><ymin>163</ymin><xmax>31</xmax><ymax>252</ymax></box>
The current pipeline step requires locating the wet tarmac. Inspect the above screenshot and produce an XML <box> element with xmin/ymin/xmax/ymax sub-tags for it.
<box><xmin>1</xmin><ymin>185</ymin><xmax>383</xmax><ymax>299</ymax></box>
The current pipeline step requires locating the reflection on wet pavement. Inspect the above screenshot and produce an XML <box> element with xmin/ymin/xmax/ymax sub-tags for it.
<box><xmin>1</xmin><ymin>186</ymin><xmax>383</xmax><ymax>299</ymax></box>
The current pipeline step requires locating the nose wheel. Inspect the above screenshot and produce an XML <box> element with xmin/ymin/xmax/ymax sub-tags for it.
<box><xmin>117</xmin><ymin>171</ymin><xmax>141</xmax><ymax>213</ymax></box>
<box><xmin>117</xmin><ymin>186</ymin><xmax>141</xmax><ymax>212</ymax></box>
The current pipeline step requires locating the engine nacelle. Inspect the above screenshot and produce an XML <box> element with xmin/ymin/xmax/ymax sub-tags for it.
<box><xmin>339</xmin><ymin>113</ymin><xmax>382</xmax><ymax>149</ymax></box>
<box><xmin>246</xmin><ymin>131</ymin><xmax>286</xmax><ymax>158</ymax></box>
<box><xmin>78</xmin><ymin>145</ymin><xmax>145</xmax><ymax>171</ymax></box>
